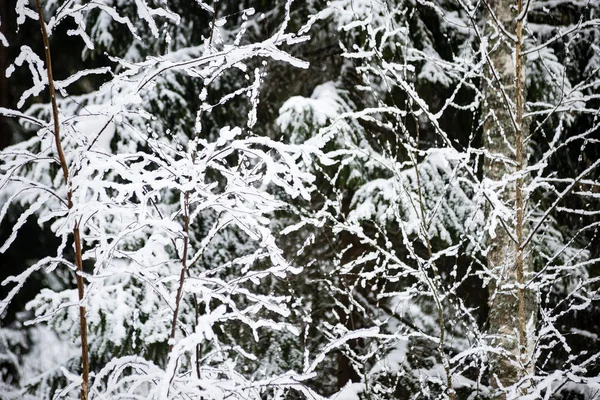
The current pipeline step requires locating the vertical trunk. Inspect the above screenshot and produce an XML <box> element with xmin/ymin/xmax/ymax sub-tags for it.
<box><xmin>482</xmin><ymin>0</ymin><xmax>537</xmax><ymax>397</ymax></box>
<box><xmin>34</xmin><ymin>2</ymin><xmax>89</xmax><ymax>399</ymax></box>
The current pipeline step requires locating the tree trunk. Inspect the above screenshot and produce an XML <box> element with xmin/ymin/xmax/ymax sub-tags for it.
<box><xmin>482</xmin><ymin>0</ymin><xmax>537</xmax><ymax>397</ymax></box>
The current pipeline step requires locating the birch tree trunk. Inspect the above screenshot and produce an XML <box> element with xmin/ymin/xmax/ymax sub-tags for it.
<box><xmin>482</xmin><ymin>0</ymin><xmax>537</xmax><ymax>397</ymax></box>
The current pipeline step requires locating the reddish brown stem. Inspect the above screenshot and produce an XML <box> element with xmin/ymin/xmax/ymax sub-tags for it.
<box><xmin>169</xmin><ymin>192</ymin><xmax>190</xmax><ymax>353</ymax></box>
<box><xmin>34</xmin><ymin>2</ymin><xmax>89</xmax><ymax>399</ymax></box>
<box><xmin>73</xmin><ymin>223</ymin><xmax>90</xmax><ymax>399</ymax></box>
<box><xmin>166</xmin><ymin>191</ymin><xmax>190</xmax><ymax>395</ymax></box>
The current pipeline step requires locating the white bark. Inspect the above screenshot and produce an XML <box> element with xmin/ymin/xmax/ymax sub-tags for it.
<box><xmin>482</xmin><ymin>0</ymin><xmax>537</xmax><ymax>396</ymax></box>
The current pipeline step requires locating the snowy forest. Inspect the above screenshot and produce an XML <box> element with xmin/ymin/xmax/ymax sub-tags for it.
<box><xmin>0</xmin><ymin>0</ymin><xmax>599</xmax><ymax>399</ymax></box>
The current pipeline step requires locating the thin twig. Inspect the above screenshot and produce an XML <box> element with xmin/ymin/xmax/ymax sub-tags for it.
<box><xmin>167</xmin><ymin>191</ymin><xmax>191</xmax><ymax>392</ymax></box>
<box><xmin>410</xmin><ymin>112</ymin><xmax>455</xmax><ymax>400</ymax></box>
<box><xmin>34</xmin><ymin>1</ymin><xmax>89</xmax><ymax>399</ymax></box>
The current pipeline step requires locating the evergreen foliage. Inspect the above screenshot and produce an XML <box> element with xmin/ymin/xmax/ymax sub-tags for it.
<box><xmin>0</xmin><ymin>0</ymin><xmax>598</xmax><ymax>399</ymax></box>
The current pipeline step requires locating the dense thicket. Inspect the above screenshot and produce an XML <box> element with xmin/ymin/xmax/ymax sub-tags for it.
<box><xmin>1</xmin><ymin>0</ymin><xmax>599</xmax><ymax>399</ymax></box>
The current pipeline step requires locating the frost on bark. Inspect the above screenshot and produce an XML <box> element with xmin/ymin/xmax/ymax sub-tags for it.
<box><xmin>482</xmin><ymin>0</ymin><xmax>537</xmax><ymax>396</ymax></box>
